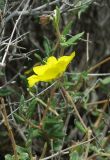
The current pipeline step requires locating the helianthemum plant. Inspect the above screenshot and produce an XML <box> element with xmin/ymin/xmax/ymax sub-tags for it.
<box><xmin>27</xmin><ymin>52</ymin><xmax>75</xmax><ymax>87</ymax></box>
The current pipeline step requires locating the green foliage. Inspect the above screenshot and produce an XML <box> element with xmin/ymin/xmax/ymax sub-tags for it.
<box><xmin>18</xmin><ymin>95</ymin><xmax>37</xmax><ymax>119</ymax></box>
<box><xmin>62</xmin><ymin>21</ymin><xmax>73</xmax><ymax>36</ymax></box>
<box><xmin>16</xmin><ymin>146</ymin><xmax>29</xmax><ymax>160</ymax></box>
<box><xmin>0</xmin><ymin>87</ymin><xmax>15</xmax><ymax>96</ymax></box>
<box><xmin>101</xmin><ymin>77</ymin><xmax>110</xmax><ymax>85</ymax></box>
<box><xmin>43</xmin><ymin>36</ymin><xmax>52</xmax><ymax>56</ymax></box>
<box><xmin>20</xmin><ymin>74</ymin><xmax>29</xmax><ymax>88</ymax></box>
<box><xmin>43</xmin><ymin>116</ymin><xmax>65</xmax><ymax>139</ymax></box>
<box><xmin>53</xmin><ymin>7</ymin><xmax>60</xmax><ymax>31</ymax></box>
<box><xmin>78</xmin><ymin>0</ymin><xmax>93</xmax><ymax>18</ymax></box>
<box><xmin>5</xmin><ymin>146</ymin><xmax>30</xmax><ymax>160</ymax></box>
<box><xmin>60</xmin><ymin>32</ymin><xmax>84</xmax><ymax>47</ymax></box>
<box><xmin>75</xmin><ymin>120</ymin><xmax>86</xmax><ymax>133</ymax></box>
<box><xmin>0</xmin><ymin>69</ymin><xmax>4</xmax><ymax>76</ymax></box>
<box><xmin>14</xmin><ymin>113</ymin><xmax>25</xmax><ymax>123</ymax></box>
<box><xmin>34</xmin><ymin>52</ymin><xmax>44</xmax><ymax>62</ymax></box>
<box><xmin>99</xmin><ymin>77</ymin><xmax>110</xmax><ymax>94</ymax></box>
<box><xmin>5</xmin><ymin>154</ymin><xmax>13</xmax><ymax>160</ymax></box>
<box><xmin>0</xmin><ymin>0</ymin><xmax>5</xmax><ymax>9</ymax></box>
<box><xmin>70</xmin><ymin>151</ymin><xmax>80</xmax><ymax>160</ymax></box>
<box><xmin>27</xmin><ymin>98</ymin><xmax>37</xmax><ymax>118</ymax></box>
<box><xmin>42</xmin><ymin>116</ymin><xmax>65</xmax><ymax>151</ymax></box>
<box><xmin>19</xmin><ymin>95</ymin><xmax>26</xmax><ymax>113</ymax></box>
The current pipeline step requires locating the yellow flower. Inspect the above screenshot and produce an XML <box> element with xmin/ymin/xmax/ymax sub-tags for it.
<box><xmin>27</xmin><ymin>52</ymin><xmax>75</xmax><ymax>87</ymax></box>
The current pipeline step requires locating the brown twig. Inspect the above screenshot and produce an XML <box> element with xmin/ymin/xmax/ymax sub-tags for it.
<box><xmin>61</xmin><ymin>87</ymin><xmax>87</xmax><ymax>131</ymax></box>
<box><xmin>39</xmin><ymin>98</ymin><xmax>51</xmax><ymax>127</ymax></box>
<box><xmin>87</xmin><ymin>99</ymin><xmax>110</xmax><ymax>106</ymax></box>
<box><xmin>0</xmin><ymin>0</ymin><xmax>30</xmax><ymax>67</ymax></box>
<box><xmin>88</xmin><ymin>56</ymin><xmax>110</xmax><ymax>72</ymax></box>
<box><xmin>5</xmin><ymin>0</ymin><xmax>60</xmax><ymax>22</ymax></box>
<box><xmin>0</xmin><ymin>98</ymin><xmax>18</xmax><ymax>160</ymax></box>
<box><xmin>94</xmin><ymin>102</ymin><xmax>108</xmax><ymax>129</ymax></box>
<box><xmin>84</xmin><ymin>129</ymin><xmax>92</xmax><ymax>160</ymax></box>
<box><xmin>40</xmin><ymin>137</ymin><xmax>95</xmax><ymax>160</ymax></box>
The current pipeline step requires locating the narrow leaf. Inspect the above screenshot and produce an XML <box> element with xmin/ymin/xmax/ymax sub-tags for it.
<box><xmin>60</xmin><ymin>32</ymin><xmax>84</xmax><ymax>47</ymax></box>
<box><xmin>62</xmin><ymin>21</ymin><xmax>73</xmax><ymax>36</ymax></box>
<box><xmin>70</xmin><ymin>151</ymin><xmax>80</xmax><ymax>160</ymax></box>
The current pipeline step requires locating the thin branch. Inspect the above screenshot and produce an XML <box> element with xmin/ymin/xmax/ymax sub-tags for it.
<box><xmin>66</xmin><ymin>72</ymin><xmax>110</xmax><ymax>77</ymax></box>
<box><xmin>61</xmin><ymin>87</ymin><xmax>87</xmax><ymax>131</ymax></box>
<box><xmin>87</xmin><ymin>99</ymin><xmax>110</xmax><ymax>106</ymax></box>
<box><xmin>86</xmin><ymin>33</ymin><xmax>89</xmax><ymax>62</ymax></box>
<box><xmin>0</xmin><ymin>67</ymin><xmax>25</xmax><ymax>89</ymax></box>
<box><xmin>0</xmin><ymin>81</ymin><xmax>57</xmax><ymax>126</ymax></box>
<box><xmin>40</xmin><ymin>137</ymin><xmax>95</xmax><ymax>160</ymax></box>
<box><xmin>0</xmin><ymin>0</ymin><xmax>30</xmax><ymax>67</ymax></box>
<box><xmin>0</xmin><ymin>98</ymin><xmax>18</xmax><ymax>160</ymax></box>
<box><xmin>5</xmin><ymin>0</ymin><xmax>60</xmax><ymax>22</ymax></box>
<box><xmin>88</xmin><ymin>56</ymin><xmax>110</xmax><ymax>72</ymax></box>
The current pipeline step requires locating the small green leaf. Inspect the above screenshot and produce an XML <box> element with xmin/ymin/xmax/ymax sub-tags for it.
<box><xmin>16</xmin><ymin>145</ymin><xmax>28</xmax><ymax>155</ymax></box>
<box><xmin>34</xmin><ymin>53</ymin><xmax>43</xmax><ymax>62</ymax></box>
<box><xmin>78</xmin><ymin>5</ymin><xmax>88</xmax><ymax>19</ymax></box>
<box><xmin>20</xmin><ymin>74</ymin><xmax>28</xmax><ymax>87</ymax></box>
<box><xmin>0</xmin><ymin>0</ymin><xmax>5</xmax><ymax>9</ymax></box>
<box><xmin>101</xmin><ymin>77</ymin><xmax>110</xmax><ymax>85</ymax></box>
<box><xmin>43</xmin><ymin>116</ymin><xmax>64</xmax><ymax>138</ymax></box>
<box><xmin>43</xmin><ymin>36</ymin><xmax>52</xmax><ymax>56</ymax></box>
<box><xmin>0</xmin><ymin>69</ymin><xmax>4</xmax><ymax>76</ymax></box>
<box><xmin>14</xmin><ymin>113</ymin><xmax>25</xmax><ymax>123</ymax></box>
<box><xmin>0</xmin><ymin>87</ymin><xmax>15</xmax><ymax>96</ymax></box>
<box><xmin>70</xmin><ymin>151</ymin><xmax>80</xmax><ymax>160</ymax></box>
<box><xmin>60</xmin><ymin>32</ymin><xmax>84</xmax><ymax>47</ymax></box>
<box><xmin>19</xmin><ymin>153</ymin><xmax>29</xmax><ymax>160</ymax></box>
<box><xmin>27</xmin><ymin>98</ymin><xmax>37</xmax><ymax>118</ymax></box>
<box><xmin>62</xmin><ymin>21</ymin><xmax>73</xmax><ymax>36</ymax></box>
<box><xmin>53</xmin><ymin>7</ymin><xmax>60</xmax><ymax>30</ymax></box>
<box><xmin>75</xmin><ymin>120</ymin><xmax>86</xmax><ymax>133</ymax></box>
<box><xmin>29</xmin><ymin>128</ymin><xmax>41</xmax><ymax>138</ymax></box>
<box><xmin>5</xmin><ymin>154</ymin><xmax>13</xmax><ymax>160</ymax></box>
<box><xmin>78</xmin><ymin>0</ymin><xmax>92</xmax><ymax>19</ymax></box>
<box><xmin>19</xmin><ymin>95</ymin><xmax>25</xmax><ymax>113</ymax></box>
<box><xmin>81</xmin><ymin>71</ymin><xmax>88</xmax><ymax>80</ymax></box>
<box><xmin>60</xmin><ymin>35</ymin><xmax>66</xmax><ymax>43</ymax></box>
<box><xmin>16</xmin><ymin>146</ymin><xmax>29</xmax><ymax>160</ymax></box>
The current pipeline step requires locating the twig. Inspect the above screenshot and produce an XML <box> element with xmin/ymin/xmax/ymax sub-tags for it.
<box><xmin>61</xmin><ymin>87</ymin><xmax>87</xmax><ymax>131</ymax></box>
<box><xmin>0</xmin><ymin>98</ymin><xmax>18</xmax><ymax>160</ymax></box>
<box><xmin>40</xmin><ymin>143</ymin><xmax>48</xmax><ymax>159</ymax></box>
<box><xmin>84</xmin><ymin>129</ymin><xmax>92</xmax><ymax>160</ymax></box>
<box><xmin>86</xmin><ymin>33</ymin><xmax>89</xmax><ymax>62</ymax></box>
<box><xmin>9</xmin><ymin>49</ymin><xmax>37</xmax><ymax>61</ymax></box>
<box><xmin>0</xmin><ymin>0</ymin><xmax>30</xmax><ymax>67</ymax></box>
<box><xmin>26</xmin><ymin>81</ymin><xmax>57</xmax><ymax>102</ymax></box>
<box><xmin>94</xmin><ymin>102</ymin><xmax>108</xmax><ymax>129</ymax></box>
<box><xmin>10</xmin><ymin>120</ymin><xmax>27</xmax><ymax>142</ymax></box>
<box><xmin>66</xmin><ymin>0</ymin><xmax>93</xmax><ymax>12</ymax></box>
<box><xmin>88</xmin><ymin>56</ymin><xmax>110</xmax><ymax>72</ymax></box>
<box><xmin>5</xmin><ymin>0</ymin><xmax>60</xmax><ymax>22</ymax></box>
<box><xmin>0</xmin><ymin>81</ymin><xmax>57</xmax><ymax>126</ymax></box>
<box><xmin>87</xmin><ymin>99</ymin><xmax>110</xmax><ymax>106</ymax></box>
<box><xmin>40</xmin><ymin>137</ymin><xmax>95</xmax><ymax>160</ymax></box>
<box><xmin>0</xmin><ymin>67</ymin><xmax>25</xmax><ymax>89</ymax></box>
<box><xmin>66</xmin><ymin>72</ymin><xmax>110</xmax><ymax>77</ymax></box>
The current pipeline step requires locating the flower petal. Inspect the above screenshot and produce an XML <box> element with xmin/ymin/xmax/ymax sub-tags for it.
<box><xmin>46</xmin><ymin>56</ymin><xmax>57</xmax><ymax>64</ymax></box>
<box><xmin>58</xmin><ymin>52</ymin><xmax>75</xmax><ymax>63</ymax></box>
<box><xmin>27</xmin><ymin>75</ymin><xmax>39</xmax><ymax>87</ymax></box>
<box><xmin>57</xmin><ymin>52</ymin><xmax>75</xmax><ymax>72</ymax></box>
<box><xmin>33</xmin><ymin>65</ymin><xmax>48</xmax><ymax>75</ymax></box>
<box><xmin>39</xmin><ymin>66</ymin><xmax>60</xmax><ymax>82</ymax></box>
